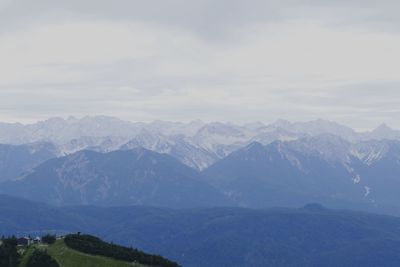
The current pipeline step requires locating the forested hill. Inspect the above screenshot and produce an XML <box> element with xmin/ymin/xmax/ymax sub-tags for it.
<box><xmin>1</xmin><ymin>234</ymin><xmax>179</xmax><ymax>267</ymax></box>
<box><xmin>3</xmin><ymin>195</ymin><xmax>400</xmax><ymax>266</ymax></box>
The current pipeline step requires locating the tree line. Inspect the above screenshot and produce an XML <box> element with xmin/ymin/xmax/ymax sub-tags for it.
<box><xmin>64</xmin><ymin>234</ymin><xmax>180</xmax><ymax>267</ymax></box>
<box><xmin>0</xmin><ymin>235</ymin><xmax>59</xmax><ymax>267</ymax></box>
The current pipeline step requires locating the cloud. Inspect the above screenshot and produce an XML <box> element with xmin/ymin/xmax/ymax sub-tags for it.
<box><xmin>2</xmin><ymin>0</ymin><xmax>400</xmax><ymax>37</ymax></box>
<box><xmin>0</xmin><ymin>1</ymin><xmax>400</xmax><ymax>129</ymax></box>
<box><xmin>0</xmin><ymin>0</ymin><xmax>287</xmax><ymax>39</ymax></box>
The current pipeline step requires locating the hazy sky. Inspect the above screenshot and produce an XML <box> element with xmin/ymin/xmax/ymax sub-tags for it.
<box><xmin>1</xmin><ymin>0</ymin><xmax>400</xmax><ymax>129</ymax></box>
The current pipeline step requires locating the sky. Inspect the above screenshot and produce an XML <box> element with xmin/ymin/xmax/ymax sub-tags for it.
<box><xmin>1</xmin><ymin>0</ymin><xmax>400</xmax><ymax>130</ymax></box>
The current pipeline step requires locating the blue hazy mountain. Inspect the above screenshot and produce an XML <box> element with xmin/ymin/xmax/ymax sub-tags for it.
<box><xmin>351</xmin><ymin>139</ymin><xmax>400</xmax><ymax>211</ymax></box>
<box><xmin>202</xmin><ymin>137</ymin><xmax>363</xmax><ymax>208</ymax></box>
<box><xmin>0</xmin><ymin>195</ymin><xmax>81</xmax><ymax>235</ymax></box>
<box><xmin>2</xmin><ymin>195</ymin><xmax>400</xmax><ymax>267</ymax></box>
<box><xmin>2</xmin><ymin>117</ymin><xmax>399</xmax><ymax>170</ymax></box>
<box><xmin>202</xmin><ymin>136</ymin><xmax>400</xmax><ymax>214</ymax></box>
<box><xmin>0</xmin><ymin>142</ymin><xmax>58</xmax><ymax>182</ymax></box>
<box><xmin>0</xmin><ymin>148</ymin><xmax>230</xmax><ymax>207</ymax></box>
<box><xmin>3</xmin><ymin>135</ymin><xmax>400</xmax><ymax>215</ymax></box>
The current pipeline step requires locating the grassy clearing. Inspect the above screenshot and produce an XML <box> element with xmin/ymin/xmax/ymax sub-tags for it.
<box><xmin>19</xmin><ymin>240</ymin><xmax>144</xmax><ymax>267</ymax></box>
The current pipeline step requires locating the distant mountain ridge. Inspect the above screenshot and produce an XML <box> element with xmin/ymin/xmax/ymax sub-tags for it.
<box><xmin>2</xmin><ymin>195</ymin><xmax>400</xmax><ymax>267</ymax></box>
<box><xmin>1</xmin><ymin>117</ymin><xmax>400</xmax><ymax>214</ymax></box>
<box><xmin>1</xmin><ymin>116</ymin><xmax>400</xmax><ymax>171</ymax></box>
<box><xmin>204</xmin><ymin>136</ymin><xmax>400</xmax><ymax>214</ymax></box>
<box><xmin>0</xmin><ymin>148</ymin><xmax>230</xmax><ymax>207</ymax></box>
<box><xmin>2</xmin><ymin>136</ymin><xmax>400</xmax><ymax>214</ymax></box>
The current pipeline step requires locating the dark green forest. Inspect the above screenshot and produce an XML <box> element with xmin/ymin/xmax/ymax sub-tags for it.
<box><xmin>0</xmin><ymin>237</ymin><xmax>19</xmax><ymax>267</ymax></box>
<box><xmin>26</xmin><ymin>249</ymin><xmax>59</xmax><ymax>267</ymax></box>
<box><xmin>64</xmin><ymin>234</ymin><xmax>179</xmax><ymax>267</ymax></box>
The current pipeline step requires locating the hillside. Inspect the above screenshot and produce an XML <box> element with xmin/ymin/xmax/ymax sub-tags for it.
<box><xmin>3</xmin><ymin>195</ymin><xmax>400</xmax><ymax>266</ymax></box>
<box><xmin>49</xmin><ymin>241</ymin><xmax>135</xmax><ymax>267</ymax></box>
<box><xmin>89</xmin><ymin>204</ymin><xmax>400</xmax><ymax>267</ymax></box>
<box><xmin>16</xmin><ymin>234</ymin><xmax>178</xmax><ymax>267</ymax></box>
<box><xmin>19</xmin><ymin>240</ymin><xmax>143</xmax><ymax>267</ymax></box>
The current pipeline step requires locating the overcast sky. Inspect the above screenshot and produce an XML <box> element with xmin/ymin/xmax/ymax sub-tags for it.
<box><xmin>1</xmin><ymin>0</ymin><xmax>400</xmax><ymax>129</ymax></box>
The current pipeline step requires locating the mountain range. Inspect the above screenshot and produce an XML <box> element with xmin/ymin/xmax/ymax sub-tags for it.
<box><xmin>204</xmin><ymin>136</ymin><xmax>400</xmax><ymax>214</ymax></box>
<box><xmin>1</xmin><ymin>116</ymin><xmax>400</xmax><ymax>170</ymax></box>
<box><xmin>1</xmin><ymin>117</ymin><xmax>400</xmax><ymax>215</ymax></box>
<box><xmin>0</xmin><ymin>148</ymin><xmax>230</xmax><ymax>207</ymax></box>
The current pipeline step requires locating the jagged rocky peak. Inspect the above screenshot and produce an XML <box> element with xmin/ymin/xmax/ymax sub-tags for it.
<box><xmin>351</xmin><ymin>139</ymin><xmax>400</xmax><ymax>165</ymax></box>
<box><xmin>271</xmin><ymin>119</ymin><xmax>292</xmax><ymax>128</ymax></box>
<box><xmin>369</xmin><ymin>123</ymin><xmax>400</xmax><ymax>139</ymax></box>
<box><xmin>268</xmin><ymin>119</ymin><xmax>359</xmax><ymax>142</ymax></box>
<box><xmin>196</xmin><ymin>122</ymin><xmax>245</xmax><ymax>136</ymax></box>
<box><xmin>242</xmin><ymin>121</ymin><xmax>266</xmax><ymax>130</ymax></box>
<box><xmin>243</xmin><ymin>141</ymin><xmax>264</xmax><ymax>151</ymax></box>
<box><xmin>373</xmin><ymin>123</ymin><xmax>393</xmax><ymax>133</ymax></box>
<box><xmin>285</xmin><ymin>134</ymin><xmax>352</xmax><ymax>162</ymax></box>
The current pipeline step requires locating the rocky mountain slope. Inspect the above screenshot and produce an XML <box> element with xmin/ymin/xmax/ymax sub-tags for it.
<box><xmin>0</xmin><ymin>142</ymin><xmax>58</xmax><ymax>182</ymax></box>
<box><xmin>1</xmin><ymin>117</ymin><xmax>400</xmax><ymax>170</ymax></box>
<box><xmin>0</xmin><ymin>148</ymin><xmax>230</xmax><ymax>207</ymax></box>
